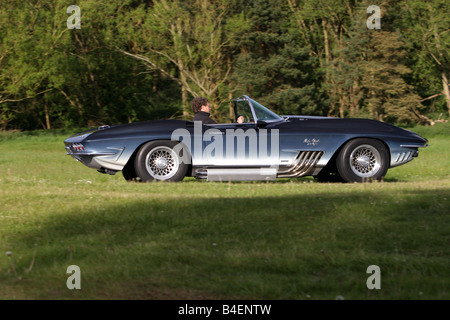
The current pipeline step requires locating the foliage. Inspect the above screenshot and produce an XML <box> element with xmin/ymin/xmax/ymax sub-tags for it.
<box><xmin>0</xmin><ymin>0</ymin><xmax>449</xmax><ymax>130</ymax></box>
<box><xmin>230</xmin><ymin>0</ymin><xmax>324</xmax><ymax>117</ymax></box>
<box><xmin>395</xmin><ymin>0</ymin><xmax>450</xmax><ymax>118</ymax></box>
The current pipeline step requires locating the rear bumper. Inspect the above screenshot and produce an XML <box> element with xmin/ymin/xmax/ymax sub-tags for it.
<box><xmin>65</xmin><ymin>144</ymin><xmax>125</xmax><ymax>171</ymax></box>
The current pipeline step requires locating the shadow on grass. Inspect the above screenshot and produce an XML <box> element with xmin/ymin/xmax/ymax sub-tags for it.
<box><xmin>7</xmin><ymin>188</ymin><xmax>450</xmax><ymax>299</ymax></box>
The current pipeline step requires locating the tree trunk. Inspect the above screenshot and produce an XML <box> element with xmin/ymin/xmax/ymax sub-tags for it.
<box><xmin>322</xmin><ymin>19</ymin><xmax>335</xmax><ymax>117</ymax></box>
<box><xmin>441</xmin><ymin>70</ymin><xmax>450</xmax><ymax>117</ymax></box>
<box><xmin>44</xmin><ymin>96</ymin><xmax>51</xmax><ymax>130</ymax></box>
<box><xmin>180</xmin><ymin>70</ymin><xmax>189</xmax><ymax>119</ymax></box>
<box><xmin>228</xmin><ymin>56</ymin><xmax>234</xmax><ymax>122</ymax></box>
<box><xmin>432</xmin><ymin>27</ymin><xmax>450</xmax><ymax>117</ymax></box>
<box><xmin>74</xmin><ymin>33</ymin><xmax>102</xmax><ymax>117</ymax></box>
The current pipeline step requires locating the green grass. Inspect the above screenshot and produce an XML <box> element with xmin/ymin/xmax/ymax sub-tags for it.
<box><xmin>0</xmin><ymin>123</ymin><xmax>449</xmax><ymax>300</ymax></box>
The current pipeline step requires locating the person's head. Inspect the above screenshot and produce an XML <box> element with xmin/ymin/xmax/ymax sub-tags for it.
<box><xmin>191</xmin><ymin>97</ymin><xmax>210</xmax><ymax>113</ymax></box>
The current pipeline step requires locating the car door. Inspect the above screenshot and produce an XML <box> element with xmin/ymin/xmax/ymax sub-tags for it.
<box><xmin>201</xmin><ymin>97</ymin><xmax>280</xmax><ymax>167</ymax></box>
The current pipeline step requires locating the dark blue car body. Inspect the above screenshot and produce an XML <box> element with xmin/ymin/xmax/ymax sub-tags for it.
<box><xmin>64</xmin><ymin>96</ymin><xmax>428</xmax><ymax>182</ymax></box>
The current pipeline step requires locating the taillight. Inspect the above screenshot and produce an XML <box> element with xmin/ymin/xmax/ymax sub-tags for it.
<box><xmin>72</xmin><ymin>143</ymin><xmax>86</xmax><ymax>152</ymax></box>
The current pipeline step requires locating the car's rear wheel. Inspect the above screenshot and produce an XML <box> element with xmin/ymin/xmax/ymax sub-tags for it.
<box><xmin>122</xmin><ymin>162</ymin><xmax>140</xmax><ymax>182</ymax></box>
<box><xmin>134</xmin><ymin>140</ymin><xmax>188</xmax><ymax>182</ymax></box>
<box><xmin>336</xmin><ymin>139</ymin><xmax>389</xmax><ymax>183</ymax></box>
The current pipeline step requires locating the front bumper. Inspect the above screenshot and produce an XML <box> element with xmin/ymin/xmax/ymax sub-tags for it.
<box><xmin>389</xmin><ymin>141</ymin><xmax>428</xmax><ymax>168</ymax></box>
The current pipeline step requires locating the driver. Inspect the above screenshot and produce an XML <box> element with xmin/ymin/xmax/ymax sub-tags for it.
<box><xmin>191</xmin><ymin>97</ymin><xmax>216</xmax><ymax>124</ymax></box>
<box><xmin>191</xmin><ymin>97</ymin><xmax>244</xmax><ymax>124</ymax></box>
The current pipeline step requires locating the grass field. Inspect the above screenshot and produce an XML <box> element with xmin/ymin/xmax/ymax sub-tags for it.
<box><xmin>0</xmin><ymin>124</ymin><xmax>449</xmax><ymax>300</ymax></box>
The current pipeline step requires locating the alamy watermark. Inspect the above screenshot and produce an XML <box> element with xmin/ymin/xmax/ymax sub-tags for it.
<box><xmin>367</xmin><ymin>5</ymin><xmax>381</xmax><ymax>29</ymax></box>
<box><xmin>171</xmin><ymin>121</ymin><xmax>280</xmax><ymax>165</ymax></box>
<box><xmin>66</xmin><ymin>265</ymin><xmax>81</xmax><ymax>289</ymax></box>
<box><xmin>64</xmin><ymin>264</ymin><xmax>381</xmax><ymax>292</ymax></box>
<box><xmin>67</xmin><ymin>5</ymin><xmax>81</xmax><ymax>30</ymax></box>
<box><xmin>366</xmin><ymin>265</ymin><xmax>381</xmax><ymax>289</ymax></box>
<box><xmin>65</xmin><ymin>4</ymin><xmax>379</xmax><ymax>30</ymax></box>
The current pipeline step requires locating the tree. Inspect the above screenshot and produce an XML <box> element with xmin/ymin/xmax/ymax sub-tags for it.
<box><xmin>287</xmin><ymin>0</ymin><xmax>358</xmax><ymax>117</ymax></box>
<box><xmin>118</xmin><ymin>0</ymin><xmax>238</xmax><ymax>119</ymax></box>
<box><xmin>0</xmin><ymin>0</ymin><xmax>446</xmax><ymax>130</ymax></box>
<box><xmin>230</xmin><ymin>0</ymin><xmax>322</xmax><ymax>116</ymax></box>
<box><xmin>328</xmin><ymin>2</ymin><xmax>426</xmax><ymax>123</ymax></box>
<box><xmin>398</xmin><ymin>0</ymin><xmax>450</xmax><ymax>117</ymax></box>
<box><xmin>0</xmin><ymin>0</ymin><xmax>177</xmax><ymax>130</ymax></box>
<box><xmin>0</xmin><ymin>0</ymin><xmax>61</xmax><ymax>129</ymax></box>
<box><xmin>360</xmin><ymin>31</ymin><xmax>425</xmax><ymax>123</ymax></box>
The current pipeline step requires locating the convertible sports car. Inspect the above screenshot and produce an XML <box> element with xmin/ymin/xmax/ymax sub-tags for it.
<box><xmin>64</xmin><ymin>95</ymin><xmax>428</xmax><ymax>183</ymax></box>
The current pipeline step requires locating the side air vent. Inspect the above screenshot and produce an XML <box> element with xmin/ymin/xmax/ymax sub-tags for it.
<box><xmin>277</xmin><ymin>151</ymin><xmax>323</xmax><ymax>178</ymax></box>
<box><xmin>392</xmin><ymin>151</ymin><xmax>415</xmax><ymax>167</ymax></box>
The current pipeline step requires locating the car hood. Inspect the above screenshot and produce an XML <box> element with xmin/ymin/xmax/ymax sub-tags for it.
<box><xmin>281</xmin><ymin>116</ymin><xmax>427</xmax><ymax>143</ymax></box>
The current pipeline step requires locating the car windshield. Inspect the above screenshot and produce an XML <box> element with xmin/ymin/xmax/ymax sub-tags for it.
<box><xmin>248</xmin><ymin>97</ymin><xmax>283</xmax><ymax>121</ymax></box>
<box><xmin>233</xmin><ymin>96</ymin><xmax>283</xmax><ymax>122</ymax></box>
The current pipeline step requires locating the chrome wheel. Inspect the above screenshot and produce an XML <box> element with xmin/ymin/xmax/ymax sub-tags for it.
<box><xmin>349</xmin><ymin>144</ymin><xmax>382</xmax><ymax>178</ymax></box>
<box><xmin>145</xmin><ymin>146</ymin><xmax>179</xmax><ymax>180</ymax></box>
<box><xmin>337</xmin><ymin>139</ymin><xmax>389</xmax><ymax>183</ymax></box>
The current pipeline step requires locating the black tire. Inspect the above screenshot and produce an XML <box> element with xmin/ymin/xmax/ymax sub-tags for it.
<box><xmin>122</xmin><ymin>161</ymin><xmax>139</xmax><ymax>182</ymax></box>
<box><xmin>336</xmin><ymin>138</ymin><xmax>389</xmax><ymax>183</ymax></box>
<box><xmin>134</xmin><ymin>140</ymin><xmax>189</xmax><ymax>182</ymax></box>
<box><xmin>314</xmin><ymin>169</ymin><xmax>345</xmax><ymax>183</ymax></box>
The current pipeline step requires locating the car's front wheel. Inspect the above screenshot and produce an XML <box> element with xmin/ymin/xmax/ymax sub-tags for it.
<box><xmin>336</xmin><ymin>139</ymin><xmax>389</xmax><ymax>183</ymax></box>
<box><xmin>134</xmin><ymin>140</ymin><xmax>189</xmax><ymax>182</ymax></box>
